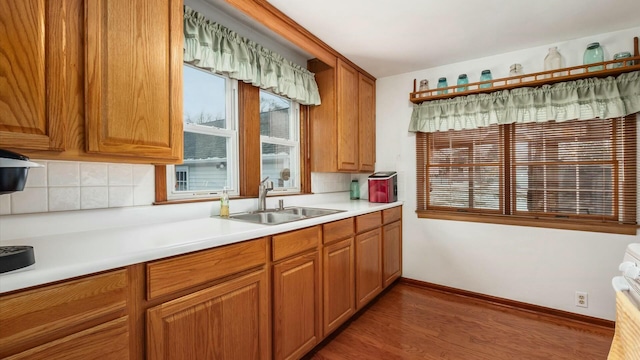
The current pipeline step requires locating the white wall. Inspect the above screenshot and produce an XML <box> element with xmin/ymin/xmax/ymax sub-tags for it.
<box><xmin>376</xmin><ymin>27</ymin><xmax>640</xmax><ymax>320</ymax></box>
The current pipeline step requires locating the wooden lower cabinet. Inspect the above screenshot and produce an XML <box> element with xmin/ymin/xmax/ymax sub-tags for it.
<box><xmin>383</xmin><ymin>220</ymin><xmax>402</xmax><ymax>288</ymax></box>
<box><xmin>322</xmin><ymin>237</ymin><xmax>355</xmax><ymax>337</ymax></box>
<box><xmin>5</xmin><ymin>316</ymin><xmax>130</xmax><ymax>360</ymax></box>
<box><xmin>146</xmin><ymin>269</ymin><xmax>269</xmax><ymax>360</ymax></box>
<box><xmin>273</xmin><ymin>251</ymin><xmax>321</xmax><ymax>360</ymax></box>
<box><xmin>355</xmin><ymin>228</ymin><xmax>382</xmax><ymax>310</ymax></box>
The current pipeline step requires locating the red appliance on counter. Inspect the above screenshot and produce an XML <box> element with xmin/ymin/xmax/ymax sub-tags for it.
<box><xmin>368</xmin><ymin>171</ymin><xmax>397</xmax><ymax>203</ymax></box>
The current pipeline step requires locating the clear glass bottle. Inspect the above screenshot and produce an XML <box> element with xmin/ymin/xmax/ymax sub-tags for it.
<box><xmin>437</xmin><ymin>77</ymin><xmax>448</xmax><ymax>94</ymax></box>
<box><xmin>220</xmin><ymin>187</ymin><xmax>229</xmax><ymax>218</ymax></box>
<box><xmin>613</xmin><ymin>51</ymin><xmax>633</xmax><ymax>68</ymax></box>
<box><xmin>544</xmin><ymin>47</ymin><xmax>565</xmax><ymax>78</ymax></box>
<box><xmin>350</xmin><ymin>180</ymin><xmax>360</xmax><ymax>200</ymax></box>
<box><xmin>456</xmin><ymin>74</ymin><xmax>469</xmax><ymax>92</ymax></box>
<box><xmin>584</xmin><ymin>42</ymin><xmax>604</xmax><ymax>72</ymax></box>
<box><xmin>479</xmin><ymin>70</ymin><xmax>492</xmax><ymax>89</ymax></box>
<box><xmin>508</xmin><ymin>64</ymin><xmax>523</xmax><ymax>84</ymax></box>
<box><xmin>418</xmin><ymin>79</ymin><xmax>429</xmax><ymax>97</ymax></box>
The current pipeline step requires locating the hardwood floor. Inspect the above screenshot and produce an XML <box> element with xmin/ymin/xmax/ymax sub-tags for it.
<box><xmin>306</xmin><ymin>283</ymin><xmax>614</xmax><ymax>360</ymax></box>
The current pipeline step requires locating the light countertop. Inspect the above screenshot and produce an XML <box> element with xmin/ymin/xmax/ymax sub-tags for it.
<box><xmin>0</xmin><ymin>200</ymin><xmax>402</xmax><ymax>294</ymax></box>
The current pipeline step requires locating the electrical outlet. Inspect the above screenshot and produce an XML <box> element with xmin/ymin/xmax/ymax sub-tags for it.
<box><xmin>576</xmin><ymin>291</ymin><xmax>588</xmax><ymax>308</ymax></box>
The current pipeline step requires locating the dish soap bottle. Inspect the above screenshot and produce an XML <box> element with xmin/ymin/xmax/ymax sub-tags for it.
<box><xmin>220</xmin><ymin>187</ymin><xmax>229</xmax><ymax>218</ymax></box>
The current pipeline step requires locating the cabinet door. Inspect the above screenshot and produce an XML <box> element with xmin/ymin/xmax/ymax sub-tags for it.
<box><xmin>85</xmin><ymin>0</ymin><xmax>183</xmax><ymax>162</ymax></box>
<box><xmin>147</xmin><ymin>270</ymin><xmax>269</xmax><ymax>360</ymax></box>
<box><xmin>358</xmin><ymin>74</ymin><xmax>375</xmax><ymax>172</ymax></box>
<box><xmin>383</xmin><ymin>220</ymin><xmax>402</xmax><ymax>288</ymax></box>
<box><xmin>336</xmin><ymin>59</ymin><xmax>359</xmax><ymax>171</ymax></box>
<box><xmin>355</xmin><ymin>228</ymin><xmax>382</xmax><ymax>310</ymax></box>
<box><xmin>273</xmin><ymin>251</ymin><xmax>321</xmax><ymax>360</ymax></box>
<box><xmin>5</xmin><ymin>317</ymin><xmax>129</xmax><ymax>360</ymax></box>
<box><xmin>323</xmin><ymin>237</ymin><xmax>355</xmax><ymax>337</ymax></box>
<box><xmin>0</xmin><ymin>0</ymin><xmax>65</xmax><ymax>151</ymax></box>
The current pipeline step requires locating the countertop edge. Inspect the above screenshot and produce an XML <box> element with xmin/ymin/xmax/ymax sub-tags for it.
<box><xmin>0</xmin><ymin>201</ymin><xmax>403</xmax><ymax>294</ymax></box>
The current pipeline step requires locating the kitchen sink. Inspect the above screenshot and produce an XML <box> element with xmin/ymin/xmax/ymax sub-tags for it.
<box><xmin>227</xmin><ymin>207</ymin><xmax>344</xmax><ymax>225</ymax></box>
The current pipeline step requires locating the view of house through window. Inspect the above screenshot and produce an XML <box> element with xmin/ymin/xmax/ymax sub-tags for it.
<box><xmin>419</xmin><ymin>116</ymin><xmax>637</xmax><ymax>225</ymax></box>
<box><xmin>260</xmin><ymin>90</ymin><xmax>300</xmax><ymax>192</ymax></box>
<box><xmin>167</xmin><ymin>65</ymin><xmax>238</xmax><ymax>199</ymax></box>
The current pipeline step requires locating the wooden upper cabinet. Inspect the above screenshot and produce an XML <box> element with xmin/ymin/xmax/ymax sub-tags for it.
<box><xmin>0</xmin><ymin>0</ymin><xmax>65</xmax><ymax>151</ymax></box>
<box><xmin>358</xmin><ymin>74</ymin><xmax>375</xmax><ymax>172</ymax></box>
<box><xmin>308</xmin><ymin>58</ymin><xmax>376</xmax><ymax>173</ymax></box>
<box><xmin>336</xmin><ymin>59</ymin><xmax>359</xmax><ymax>171</ymax></box>
<box><xmin>85</xmin><ymin>0</ymin><xmax>183</xmax><ymax>163</ymax></box>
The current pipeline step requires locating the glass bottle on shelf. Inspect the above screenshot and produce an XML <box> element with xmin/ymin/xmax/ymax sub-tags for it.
<box><xmin>456</xmin><ymin>74</ymin><xmax>469</xmax><ymax>92</ymax></box>
<box><xmin>437</xmin><ymin>77</ymin><xmax>448</xmax><ymax>94</ymax></box>
<box><xmin>544</xmin><ymin>47</ymin><xmax>565</xmax><ymax>77</ymax></box>
<box><xmin>508</xmin><ymin>64</ymin><xmax>524</xmax><ymax>84</ymax></box>
<box><xmin>583</xmin><ymin>42</ymin><xmax>604</xmax><ymax>72</ymax></box>
<box><xmin>418</xmin><ymin>79</ymin><xmax>429</xmax><ymax>97</ymax></box>
<box><xmin>613</xmin><ymin>51</ymin><xmax>633</xmax><ymax>68</ymax></box>
<box><xmin>479</xmin><ymin>70</ymin><xmax>492</xmax><ymax>88</ymax></box>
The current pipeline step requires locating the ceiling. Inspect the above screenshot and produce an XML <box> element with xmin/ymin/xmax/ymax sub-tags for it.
<box><xmin>266</xmin><ymin>0</ymin><xmax>640</xmax><ymax>78</ymax></box>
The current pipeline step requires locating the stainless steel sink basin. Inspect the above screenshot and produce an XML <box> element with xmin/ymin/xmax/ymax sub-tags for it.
<box><xmin>227</xmin><ymin>207</ymin><xmax>344</xmax><ymax>225</ymax></box>
<box><xmin>229</xmin><ymin>211</ymin><xmax>304</xmax><ymax>225</ymax></box>
<box><xmin>278</xmin><ymin>207</ymin><xmax>344</xmax><ymax>217</ymax></box>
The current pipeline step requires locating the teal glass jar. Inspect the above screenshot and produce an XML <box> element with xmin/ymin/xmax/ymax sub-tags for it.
<box><xmin>437</xmin><ymin>77</ymin><xmax>448</xmax><ymax>94</ymax></box>
<box><xmin>350</xmin><ymin>180</ymin><xmax>360</xmax><ymax>200</ymax></box>
<box><xmin>456</xmin><ymin>74</ymin><xmax>469</xmax><ymax>92</ymax></box>
<box><xmin>479</xmin><ymin>70</ymin><xmax>492</xmax><ymax>88</ymax></box>
<box><xmin>613</xmin><ymin>51</ymin><xmax>633</xmax><ymax>68</ymax></box>
<box><xmin>583</xmin><ymin>42</ymin><xmax>604</xmax><ymax>71</ymax></box>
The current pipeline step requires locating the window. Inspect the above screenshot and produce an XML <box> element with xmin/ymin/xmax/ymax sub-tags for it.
<box><xmin>167</xmin><ymin>65</ymin><xmax>239</xmax><ymax>200</ymax></box>
<box><xmin>259</xmin><ymin>90</ymin><xmax>300</xmax><ymax>193</ymax></box>
<box><xmin>417</xmin><ymin>116</ymin><xmax>637</xmax><ymax>233</ymax></box>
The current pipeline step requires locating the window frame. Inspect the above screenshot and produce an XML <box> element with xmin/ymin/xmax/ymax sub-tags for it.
<box><xmin>416</xmin><ymin>115</ymin><xmax>637</xmax><ymax>235</ymax></box>
<box><xmin>166</xmin><ymin>67</ymin><xmax>239</xmax><ymax>200</ymax></box>
<box><xmin>259</xmin><ymin>89</ymin><xmax>301</xmax><ymax>195</ymax></box>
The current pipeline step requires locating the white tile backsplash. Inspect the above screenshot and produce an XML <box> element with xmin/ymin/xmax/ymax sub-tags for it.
<box><xmin>25</xmin><ymin>161</ymin><xmax>47</xmax><ymax>187</ymax></box>
<box><xmin>81</xmin><ymin>163</ymin><xmax>108</xmax><ymax>186</ymax></box>
<box><xmin>81</xmin><ymin>187</ymin><xmax>109</xmax><ymax>209</ymax></box>
<box><xmin>1</xmin><ymin>160</ymin><xmax>156</xmax><ymax>215</ymax></box>
<box><xmin>108</xmin><ymin>164</ymin><xmax>133</xmax><ymax>186</ymax></box>
<box><xmin>311</xmin><ymin>172</ymin><xmax>353</xmax><ymax>193</ymax></box>
<box><xmin>11</xmin><ymin>187</ymin><xmax>48</xmax><ymax>214</ymax></box>
<box><xmin>0</xmin><ymin>195</ymin><xmax>11</xmax><ymax>215</ymax></box>
<box><xmin>109</xmin><ymin>186</ymin><xmax>134</xmax><ymax>207</ymax></box>
<box><xmin>48</xmin><ymin>161</ymin><xmax>80</xmax><ymax>187</ymax></box>
<box><xmin>49</xmin><ymin>187</ymin><xmax>81</xmax><ymax>212</ymax></box>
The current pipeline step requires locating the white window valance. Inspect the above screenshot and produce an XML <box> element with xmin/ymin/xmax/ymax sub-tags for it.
<box><xmin>183</xmin><ymin>6</ymin><xmax>321</xmax><ymax>106</ymax></box>
<box><xmin>409</xmin><ymin>71</ymin><xmax>640</xmax><ymax>133</ymax></box>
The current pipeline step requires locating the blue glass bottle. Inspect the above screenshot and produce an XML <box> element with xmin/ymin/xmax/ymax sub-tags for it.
<box><xmin>437</xmin><ymin>77</ymin><xmax>448</xmax><ymax>94</ymax></box>
<box><xmin>583</xmin><ymin>42</ymin><xmax>604</xmax><ymax>72</ymax></box>
<box><xmin>479</xmin><ymin>70</ymin><xmax>492</xmax><ymax>89</ymax></box>
<box><xmin>456</xmin><ymin>74</ymin><xmax>469</xmax><ymax>92</ymax></box>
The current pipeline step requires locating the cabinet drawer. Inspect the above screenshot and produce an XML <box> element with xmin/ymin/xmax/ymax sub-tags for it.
<box><xmin>147</xmin><ymin>237</ymin><xmax>267</xmax><ymax>300</ymax></box>
<box><xmin>383</xmin><ymin>206</ymin><xmax>402</xmax><ymax>224</ymax></box>
<box><xmin>0</xmin><ymin>270</ymin><xmax>127</xmax><ymax>358</ymax></box>
<box><xmin>323</xmin><ymin>218</ymin><xmax>354</xmax><ymax>244</ymax></box>
<box><xmin>356</xmin><ymin>211</ymin><xmax>381</xmax><ymax>233</ymax></box>
<box><xmin>6</xmin><ymin>316</ymin><xmax>130</xmax><ymax>360</ymax></box>
<box><xmin>272</xmin><ymin>226</ymin><xmax>321</xmax><ymax>262</ymax></box>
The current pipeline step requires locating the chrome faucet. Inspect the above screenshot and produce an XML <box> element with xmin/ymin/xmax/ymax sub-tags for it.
<box><xmin>258</xmin><ymin>176</ymin><xmax>273</xmax><ymax>211</ymax></box>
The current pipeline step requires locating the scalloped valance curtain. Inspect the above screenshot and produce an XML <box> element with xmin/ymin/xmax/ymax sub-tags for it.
<box><xmin>183</xmin><ymin>6</ymin><xmax>321</xmax><ymax>105</ymax></box>
<box><xmin>409</xmin><ymin>71</ymin><xmax>640</xmax><ymax>133</ymax></box>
